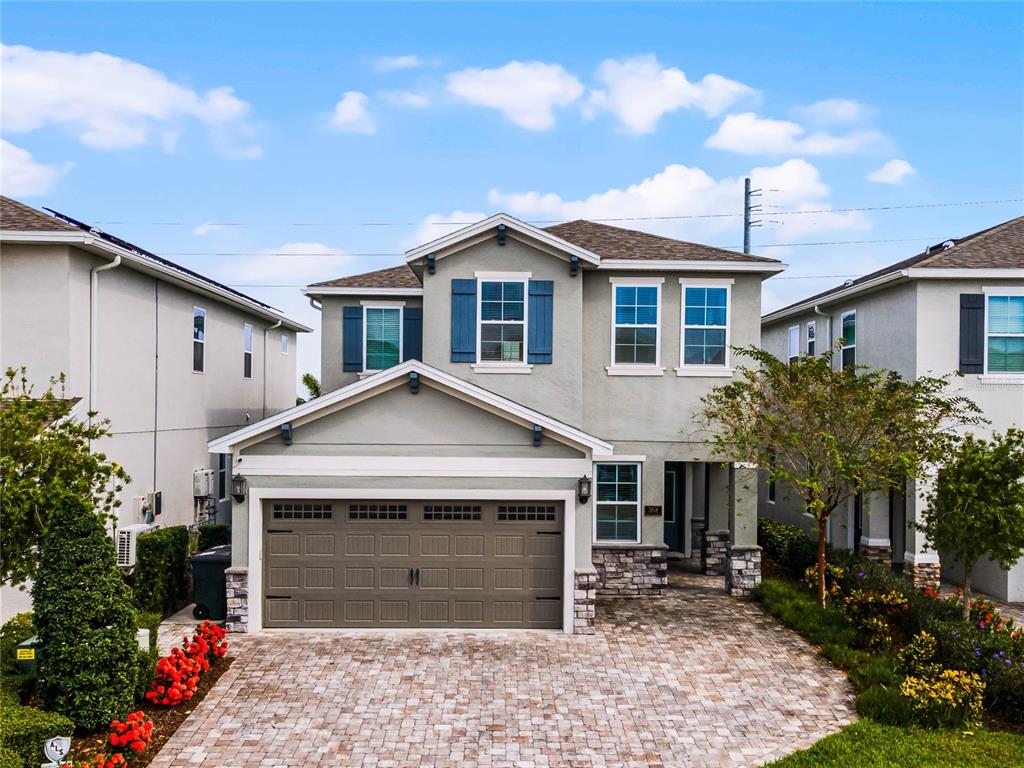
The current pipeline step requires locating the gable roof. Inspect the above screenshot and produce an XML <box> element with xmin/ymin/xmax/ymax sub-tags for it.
<box><xmin>1</xmin><ymin>196</ymin><xmax>80</xmax><ymax>232</ymax></box>
<box><xmin>764</xmin><ymin>215</ymin><xmax>1024</xmax><ymax>324</ymax></box>
<box><xmin>306</xmin><ymin>264</ymin><xmax>422</xmax><ymax>294</ymax></box>
<box><xmin>208</xmin><ymin>359</ymin><xmax>614</xmax><ymax>455</ymax></box>
<box><xmin>545</xmin><ymin>219</ymin><xmax>781</xmax><ymax>264</ymax></box>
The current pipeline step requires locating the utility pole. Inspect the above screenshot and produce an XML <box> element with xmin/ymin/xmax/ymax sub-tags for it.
<box><xmin>743</xmin><ymin>177</ymin><xmax>762</xmax><ymax>255</ymax></box>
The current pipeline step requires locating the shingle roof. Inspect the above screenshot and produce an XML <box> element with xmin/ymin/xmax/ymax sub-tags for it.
<box><xmin>544</xmin><ymin>219</ymin><xmax>781</xmax><ymax>263</ymax></box>
<box><xmin>308</xmin><ymin>264</ymin><xmax>422</xmax><ymax>289</ymax></box>
<box><xmin>767</xmin><ymin>215</ymin><xmax>1024</xmax><ymax>318</ymax></box>
<box><xmin>1</xmin><ymin>196</ymin><xmax>80</xmax><ymax>232</ymax></box>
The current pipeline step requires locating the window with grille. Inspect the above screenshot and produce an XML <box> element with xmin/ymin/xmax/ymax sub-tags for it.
<box><xmin>682</xmin><ymin>285</ymin><xmax>729</xmax><ymax>367</ymax></box>
<box><xmin>613</xmin><ymin>285</ymin><xmax>659</xmax><ymax>365</ymax></box>
<box><xmin>272</xmin><ymin>503</ymin><xmax>333</xmax><ymax>520</ymax></box>
<box><xmin>364</xmin><ymin>306</ymin><xmax>402</xmax><ymax>371</ymax></box>
<box><xmin>841</xmin><ymin>310</ymin><xmax>857</xmax><ymax>370</ymax></box>
<box><xmin>987</xmin><ymin>295</ymin><xmax>1024</xmax><ymax>373</ymax></box>
<box><xmin>424</xmin><ymin>504</ymin><xmax>482</xmax><ymax>521</ymax></box>
<box><xmin>594</xmin><ymin>463</ymin><xmax>640</xmax><ymax>542</ymax></box>
<box><xmin>497</xmin><ymin>505</ymin><xmax>557</xmax><ymax>522</ymax></box>
<box><xmin>347</xmin><ymin>503</ymin><xmax>408</xmax><ymax>520</ymax></box>
<box><xmin>480</xmin><ymin>281</ymin><xmax>526</xmax><ymax>362</ymax></box>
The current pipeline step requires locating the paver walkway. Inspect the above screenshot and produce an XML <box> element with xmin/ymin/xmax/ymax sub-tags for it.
<box><xmin>940</xmin><ymin>580</ymin><xmax>1024</xmax><ymax>625</ymax></box>
<box><xmin>150</xmin><ymin>570</ymin><xmax>855</xmax><ymax>768</ymax></box>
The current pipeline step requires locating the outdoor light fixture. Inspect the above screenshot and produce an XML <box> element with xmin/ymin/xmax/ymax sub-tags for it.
<box><xmin>231</xmin><ymin>475</ymin><xmax>247</xmax><ymax>502</ymax></box>
<box><xmin>577</xmin><ymin>475</ymin><xmax>592</xmax><ymax>504</ymax></box>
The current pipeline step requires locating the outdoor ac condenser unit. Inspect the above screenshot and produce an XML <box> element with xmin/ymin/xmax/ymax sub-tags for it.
<box><xmin>115</xmin><ymin>523</ymin><xmax>157</xmax><ymax>568</ymax></box>
<box><xmin>192</xmin><ymin>468</ymin><xmax>215</xmax><ymax>498</ymax></box>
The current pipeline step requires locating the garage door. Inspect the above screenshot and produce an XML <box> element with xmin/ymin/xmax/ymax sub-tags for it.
<box><xmin>262</xmin><ymin>499</ymin><xmax>564</xmax><ymax>629</ymax></box>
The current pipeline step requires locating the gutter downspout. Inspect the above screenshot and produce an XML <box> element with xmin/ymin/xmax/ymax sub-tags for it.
<box><xmin>263</xmin><ymin>320</ymin><xmax>282</xmax><ymax>419</ymax></box>
<box><xmin>90</xmin><ymin>254</ymin><xmax>122</xmax><ymax>415</ymax></box>
<box><xmin>308</xmin><ymin>296</ymin><xmax>322</xmax><ymax>312</ymax></box>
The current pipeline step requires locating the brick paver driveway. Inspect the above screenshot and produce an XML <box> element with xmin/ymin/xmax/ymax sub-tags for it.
<box><xmin>150</xmin><ymin>571</ymin><xmax>855</xmax><ymax>768</ymax></box>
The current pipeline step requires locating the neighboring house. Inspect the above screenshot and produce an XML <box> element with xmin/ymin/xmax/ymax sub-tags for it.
<box><xmin>760</xmin><ymin>216</ymin><xmax>1024</xmax><ymax>602</ymax></box>
<box><xmin>210</xmin><ymin>213</ymin><xmax>784</xmax><ymax>634</ymax></box>
<box><xmin>0</xmin><ymin>196</ymin><xmax>310</xmax><ymax>534</ymax></box>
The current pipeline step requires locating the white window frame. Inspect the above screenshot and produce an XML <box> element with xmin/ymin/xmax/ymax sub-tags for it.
<box><xmin>217</xmin><ymin>453</ymin><xmax>229</xmax><ymax>501</ymax></box>
<box><xmin>243</xmin><ymin>323</ymin><xmax>253</xmax><ymax>380</ymax></box>
<box><xmin>608</xmin><ymin>276</ymin><xmax>664</xmax><ymax>376</ymax></box>
<box><xmin>192</xmin><ymin>306</ymin><xmax>206</xmax><ymax>374</ymax></box>
<box><xmin>280</xmin><ymin>334</ymin><xmax>288</xmax><ymax>355</ymax></box>
<box><xmin>806</xmin><ymin>320</ymin><xmax>817</xmax><ymax>356</ymax></box>
<box><xmin>676</xmin><ymin>278</ymin><xmax>732</xmax><ymax>377</ymax></box>
<box><xmin>982</xmin><ymin>287</ymin><xmax>1024</xmax><ymax>377</ymax></box>
<box><xmin>592</xmin><ymin>461</ymin><xmax>642</xmax><ymax>544</ymax></box>
<box><xmin>475</xmin><ymin>271</ymin><xmax>530</xmax><ymax>369</ymax></box>
<box><xmin>787</xmin><ymin>324</ymin><xmax>800</xmax><ymax>363</ymax></box>
<box><xmin>839</xmin><ymin>309</ymin><xmax>857</xmax><ymax>370</ymax></box>
<box><xmin>360</xmin><ymin>300</ymin><xmax>404</xmax><ymax>373</ymax></box>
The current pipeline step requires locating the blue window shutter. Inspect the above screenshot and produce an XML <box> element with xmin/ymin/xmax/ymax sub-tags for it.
<box><xmin>451</xmin><ymin>279</ymin><xmax>477</xmax><ymax>362</ymax></box>
<box><xmin>527</xmin><ymin>280</ymin><xmax>554</xmax><ymax>364</ymax></box>
<box><xmin>402</xmin><ymin>307</ymin><xmax>423</xmax><ymax>361</ymax></box>
<box><xmin>342</xmin><ymin>305</ymin><xmax>363</xmax><ymax>371</ymax></box>
<box><xmin>959</xmin><ymin>294</ymin><xmax>984</xmax><ymax>374</ymax></box>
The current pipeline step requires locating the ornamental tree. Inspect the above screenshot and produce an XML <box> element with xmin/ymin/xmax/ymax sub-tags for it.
<box><xmin>918</xmin><ymin>429</ymin><xmax>1024</xmax><ymax>615</ymax></box>
<box><xmin>700</xmin><ymin>344</ymin><xmax>982</xmax><ymax>607</ymax></box>
<box><xmin>1</xmin><ymin>366</ymin><xmax>129</xmax><ymax>585</ymax></box>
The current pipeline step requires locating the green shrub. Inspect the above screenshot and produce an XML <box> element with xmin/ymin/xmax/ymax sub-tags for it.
<box><xmin>855</xmin><ymin>684</ymin><xmax>914</xmax><ymax>725</ymax></box>
<box><xmin>133</xmin><ymin>647</ymin><xmax>159</xmax><ymax>703</ymax></box>
<box><xmin>0</xmin><ymin>701</ymin><xmax>74</xmax><ymax>766</ymax></box>
<box><xmin>197</xmin><ymin>523</ymin><xmax>230</xmax><ymax>552</ymax></box>
<box><xmin>757</xmin><ymin>518</ymin><xmax>823</xmax><ymax>576</ymax></box>
<box><xmin>0</xmin><ymin>613</ymin><xmax>35</xmax><ymax>701</ymax></box>
<box><xmin>136</xmin><ymin>610</ymin><xmax>161</xmax><ymax>654</ymax></box>
<box><xmin>0</xmin><ymin>745</ymin><xmax>22</xmax><ymax>768</ymax></box>
<box><xmin>752</xmin><ymin>578</ymin><xmax>858</xmax><ymax>649</ymax></box>
<box><xmin>900</xmin><ymin>669</ymin><xmax>985</xmax><ymax>728</ymax></box>
<box><xmin>32</xmin><ymin>496</ymin><xmax>140</xmax><ymax>730</ymax></box>
<box><xmin>132</xmin><ymin>525</ymin><xmax>190</xmax><ymax>614</ymax></box>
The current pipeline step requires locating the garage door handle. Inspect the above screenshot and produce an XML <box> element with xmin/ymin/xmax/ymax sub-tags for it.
<box><xmin>536</xmin><ymin>531</ymin><xmax>561</xmax><ymax>536</ymax></box>
<box><xmin>266</xmin><ymin>595</ymin><xmax>292</xmax><ymax>600</ymax></box>
<box><xmin>535</xmin><ymin>596</ymin><xmax>560</xmax><ymax>601</ymax></box>
<box><xmin>267</xmin><ymin>529</ymin><xmax>293</xmax><ymax>534</ymax></box>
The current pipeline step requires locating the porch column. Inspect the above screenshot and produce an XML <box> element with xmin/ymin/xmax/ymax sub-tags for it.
<box><xmin>904</xmin><ymin>477</ymin><xmax>940</xmax><ymax>590</ymax></box>
<box><xmin>861</xmin><ymin>490</ymin><xmax>892</xmax><ymax>565</ymax></box>
<box><xmin>726</xmin><ymin>463</ymin><xmax>761</xmax><ymax>596</ymax></box>
<box><xmin>702</xmin><ymin>462</ymin><xmax>731</xmax><ymax>575</ymax></box>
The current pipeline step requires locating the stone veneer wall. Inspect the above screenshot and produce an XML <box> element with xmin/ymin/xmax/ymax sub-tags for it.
<box><xmin>573</xmin><ymin>571</ymin><xmax>598</xmax><ymax>634</ymax></box>
<box><xmin>906</xmin><ymin>561</ymin><xmax>941</xmax><ymax>591</ymax></box>
<box><xmin>591</xmin><ymin>545</ymin><xmax>668</xmax><ymax>597</ymax></box>
<box><xmin>225</xmin><ymin>566</ymin><xmax>248</xmax><ymax>633</ymax></box>
<box><xmin>861</xmin><ymin>544</ymin><xmax>893</xmax><ymax>566</ymax></box>
<box><xmin>703</xmin><ymin>530</ymin><xmax>729</xmax><ymax>576</ymax></box>
<box><xmin>725</xmin><ymin>545</ymin><xmax>762</xmax><ymax>597</ymax></box>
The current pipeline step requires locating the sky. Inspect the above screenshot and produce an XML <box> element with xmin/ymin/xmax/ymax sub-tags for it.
<box><xmin>2</xmin><ymin>2</ymin><xmax>1022</xmax><ymax>391</ymax></box>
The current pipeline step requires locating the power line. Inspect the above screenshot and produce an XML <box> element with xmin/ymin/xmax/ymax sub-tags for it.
<box><xmin>85</xmin><ymin>197</ymin><xmax>1024</xmax><ymax>228</ymax></box>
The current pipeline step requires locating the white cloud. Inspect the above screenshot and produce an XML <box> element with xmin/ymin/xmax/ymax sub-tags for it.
<box><xmin>446</xmin><ymin>61</ymin><xmax>583</xmax><ymax>131</ymax></box>
<box><xmin>867</xmin><ymin>159</ymin><xmax>915</xmax><ymax>185</ymax></box>
<box><xmin>224</xmin><ymin>242</ymin><xmax>356</xmax><ymax>284</ymax></box>
<box><xmin>330</xmin><ymin>91</ymin><xmax>376</xmax><ymax>134</ymax></box>
<box><xmin>192</xmin><ymin>222</ymin><xmax>228</xmax><ymax>237</ymax></box>
<box><xmin>584</xmin><ymin>55</ymin><xmax>757</xmax><ymax>133</ymax></box>
<box><xmin>380</xmin><ymin>90</ymin><xmax>430</xmax><ymax>109</ymax></box>
<box><xmin>402</xmin><ymin>210</ymin><xmax>488</xmax><ymax>250</ymax></box>
<box><xmin>374</xmin><ymin>55</ymin><xmax>423</xmax><ymax>73</ymax></box>
<box><xmin>795</xmin><ymin>98</ymin><xmax>872</xmax><ymax>125</ymax></box>
<box><xmin>0</xmin><ymin>140</ymin><xmax>71</xmax><ymax>196</ymax></box>
<box><xmin>705</xmin><ymin>112</ymin><xmax>884</xmax><ymax>155</ymax></box>
<box><xmin>0</xmin><ymin>44</ymin><xmax>258</xmax><ymax>155</ymax></box>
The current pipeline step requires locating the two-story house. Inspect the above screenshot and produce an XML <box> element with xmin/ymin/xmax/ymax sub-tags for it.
<box><xmin>759</xmin><ymin>216</ymin><xmax>1024</xmax><ymax>603</ymax></box>
<box><xmin>209</xmin><ymin>214</ymin><xmax>784</xmax><ymax>634</ymax></box>
<box><xmin>0</xmin><ymin>196</ymin><xmax>309</xmax><ymax>534</ymax></box>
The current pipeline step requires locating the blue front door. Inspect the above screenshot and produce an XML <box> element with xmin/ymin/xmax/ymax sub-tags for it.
<box><xmin>663</xmin><ymin>466</ymin><xmax>682</xmax><ymax>552</ymax></box>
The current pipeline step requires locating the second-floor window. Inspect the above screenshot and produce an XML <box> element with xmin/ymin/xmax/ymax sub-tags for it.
<box><xmin>364</xmin><ymin>307</ymin><xmax>402</xmax><ymax>371</ymax></box>
<box><xmin>682</xmin><ymin>284</ymin><xmax>729</xmax><ymax>367</ymax></box>
<box><xmin>613</xmin><ymin>283</ymin><xmax>660</xmax><ymax>366</ymax></box>
<box><xmin>787</xmin><ymin>325</ymin><xmax>800</xmax><ymax>363</ymax></box>
<box><xmin>840</xmin><ymin>310</ymin><xmax>857</xmax><ymax>370</ymax></box>
<box><xmin>192</xmin><ymin>306</ymin><xmax>206</xmax><ymax>373</ymax></box>
<box><xmin>281</xmin><ymin>334</ymin><xmax>288</xmax><ymax>354</ymax></box>
<box><xmin>479</xmin><ymin>280</ymin><xmax>525</xmax><ymax>363</ymax></box>
<box><xmin>807</xmin><ymin>320</ymin><xmax>816</xmax><ymax>355</ymax></box>
<box><xmin>243</xmin><ymin>323</ymin><xmax>253</xmax><ymax>379</ymax></box>
<box><xmin>987</xmin><ymin>294</ymin><xmax>1024</xmax><ymax>373</ymax></box>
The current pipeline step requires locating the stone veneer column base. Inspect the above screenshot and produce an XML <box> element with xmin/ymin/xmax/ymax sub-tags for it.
<box><xmin>591</xmin><ymin>545</ymin><xmax>668</xmax><ymax>597</ymax></box>
<box><xmin>573</xmin><ymin>571</ymin><xmax>598</xmax><ymax>635</ymax></box>
<box><xmin>861</xmin><ymin>545</ymin><xmax>893</xmax><ymax>566</ymax></box>
<box><xmin>905</xmin><ymin>560</ymin><xmax>941</xmax><ymax>591</ymax></box>
<box><xmin>703</xmin><ymin>530</ymin><xmax>730</xmax><ymax>576</ymax></box>
<box><xmin>225</xmin><ymin>566</ymin><xmax>249</xmax><ymax>633</ymax></box>
<box><xmin>725</xmin><ymin>545</ymin><xmax>762</xmax><ymax>597</ymax></box>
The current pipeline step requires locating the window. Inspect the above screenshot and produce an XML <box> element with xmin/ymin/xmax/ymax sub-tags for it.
<box><xmin>479</xmin><ymin>281</ymin><xmax>525</xmax><ymax>362</ymax></box>
<box><xmin>192</xmin><ymin>307</ymin><xmax>206</xmax><ymax>373</ymax></box>
<box><xmin>243</xmin><ymin>323</ymin><xmax>253</xmax><ymax>379</ymax></box>
<box><xmin>767</xmin><ymin>476</ymin><xmax>776</xmax><ymax>504</ymax></box>
<box><xmin>613</xmin><ymin>283</ymin><xmax>660</xmax><ymax>366</ymax></box>
<box><xmin>986</xmin><ymin>295</ymin><xmax>1024</xmax><ymax>373</ymax></box>
<box><xmin>217</xmin><ymin>454</ymin><xmax>229</xmax><ymax>501</ymax></box>
<box><xmin>840</xmin><ymin>310</ymin><xmax>856</xmax><ymax>370</ymax></box>
<box><xmin>280</xmin><ymin>334</ymin><xmax>288</xmax><ymax>355</ymax></box>
<box><xmin>787</xmin><ymin>325</ymin><xmax>800</xmax><ymax>363</ymax></box>
<box><xmin>364</xmin><ymin>306</ymin><xmax>402</xmax><ymax>371</ymax></box>
<box><xmin>682</xmin><ymin>284</ymin><xmax>729</xmax><ymax>367</ymax></box>
<box><xmin>807</xmin><ymin>320</ymin><xmax>816</xmax><ymax>356</ymax></box>
<box><xmin>594</xmin><ymin>463</ymin><xmax>640</xmax><ymax>542</ymax></box>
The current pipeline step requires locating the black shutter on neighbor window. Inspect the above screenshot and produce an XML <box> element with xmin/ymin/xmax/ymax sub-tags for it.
<box><xmin>959</xmin><ymin>294</ymin><xmax>985</xmax><ymax>374</ymax></box>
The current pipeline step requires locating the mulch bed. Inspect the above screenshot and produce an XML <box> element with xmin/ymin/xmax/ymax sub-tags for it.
<box><xmin>68</xmin><ymin>657</ymin><xmax>234</xmax><ymax>766</ymax></box>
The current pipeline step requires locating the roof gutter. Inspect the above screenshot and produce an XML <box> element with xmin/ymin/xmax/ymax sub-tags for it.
<box><xmin>90</xmin><ymin>254</ymin><xmax>122</xmax><ymax>413</ymax></box>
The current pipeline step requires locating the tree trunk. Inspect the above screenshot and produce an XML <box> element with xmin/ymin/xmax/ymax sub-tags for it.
<box><xmin>962</xmin><ymin>568</ymin><xmax>973</xmax><ymax>619</ymax></box>
<box><xmin>817</xmin><ymin>516</ymin><xmax>828</xmax><ymax>608</ymax></box>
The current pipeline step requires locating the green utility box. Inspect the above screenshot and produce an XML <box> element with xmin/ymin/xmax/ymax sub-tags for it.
<box><xmin>191</xmin><ymin>544</ymin><xmax>230</xmax><ymax>621</ymax></box>
<box><xmin>14</xmin><ymin>635</ymin><xmax>42</xmax><ymax>677</ymax></box>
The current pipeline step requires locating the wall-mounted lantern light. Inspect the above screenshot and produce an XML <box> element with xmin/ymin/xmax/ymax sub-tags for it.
<box><xmin>577</xmin><ymin>475</ymin><xmax>592</xmax><ymax>504</ymax></box>
<box><xmin>231</xmin><ymin>475</ymin><xmax>247</xmax><ymax>502</ymax></box>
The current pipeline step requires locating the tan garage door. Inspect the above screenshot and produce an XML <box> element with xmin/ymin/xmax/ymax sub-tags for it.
<box><xmin>262</xmin><ymin>499</ymin><xmax>564</xmax><ymax>629</ymax></box>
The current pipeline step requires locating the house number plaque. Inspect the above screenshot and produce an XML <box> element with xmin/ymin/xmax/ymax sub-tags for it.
<box><xmin>643</xmin><ymin>505</ymin><xmax>662</xmax><ymax>517</ymax></box>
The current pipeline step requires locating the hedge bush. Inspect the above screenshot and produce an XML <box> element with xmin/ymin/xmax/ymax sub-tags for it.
<box><xmin>0</xmin><ymin>612</ymin><xmax>34</xmax><ymax>701</ymax></box>
<box><xmin>132</xmin><ymin>525</ymin><xmax>190</xmax><ymax>614</ymax></box>
<box><xmin>0</xmin><ymin>745</ymin><xmax>21</xmax><ymax>768</ymax></box>
<box><xmin>0</xmin><ymin>700</ymin><xmax>74</xmax><ymax>767</ymax></box>
<box><xmin>197</xmin><ymin>523</ymin><xmax>230</xmax><ymax>552</ymax></box>
<box><xmin>32</xmin><ymin>495</ymin><xmax>140</xmax><ymax>730</ymax></box>
<box><xmin>757</xmin><ymin>518</ymin><xmax>820</xmax><ymax>576</ymax></box>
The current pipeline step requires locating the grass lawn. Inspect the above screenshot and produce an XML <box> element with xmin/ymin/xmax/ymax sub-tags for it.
<box><xmin>767</xmin><ymin>719</ymin><xmax>1024</xmax><ymax>767</ymax></box>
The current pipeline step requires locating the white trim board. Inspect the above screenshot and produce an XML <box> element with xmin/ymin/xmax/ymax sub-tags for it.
<box><xmin>303</xmin><ymin>287</ymin><xmax>423</xmax><ymax>297</ymax></box>
<box><xmin>235</xmin><ymin>455</ymin><xmax>592</xmax><ymax>478</ymax></box>
<box><xmin>244</xmin><ymin>487</ymin><xmax>578</xmax><ymax>635</ymax></box>
<box><xmin>600</xmin><ymin>259</ymin><xmax>784</xmax><ymax>273</ymax></box>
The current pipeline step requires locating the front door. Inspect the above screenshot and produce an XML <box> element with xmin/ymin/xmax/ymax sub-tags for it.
<box><xmin>663</xmin><ymin>465</ymin><xmax>683</xmax><ymax>553</ymax></box>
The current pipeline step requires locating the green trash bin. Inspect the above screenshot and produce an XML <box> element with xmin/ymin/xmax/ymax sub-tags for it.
<box><xmin>190</xmin><ymin>544</ymin><xmax>230</xmax><ymax>621</ymax></box>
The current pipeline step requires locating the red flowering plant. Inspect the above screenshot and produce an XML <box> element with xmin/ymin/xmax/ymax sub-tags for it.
<box><xmin>144</xmin><ymin>647</ymin><xmax>202</xmax><ymax>706</ymax></box>
<box><xmin>195</xmin><ymin>620</ymin><xmax>228</xmax><ymax>659</ymax></box>
<box><xmin>69</xmin><ymin>754</ymin><xmax>127</xmax><ymax>768</ymax></box>
<box><xmin>109</xmin><ymin>711</ymin><xmax>154</xmax><ymax>754</ymax></box>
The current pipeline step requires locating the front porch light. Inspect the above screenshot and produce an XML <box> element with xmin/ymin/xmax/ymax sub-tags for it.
<box><xmin>231</xmin><ymin>475</ymin><xmax>247</xmax><ymax>502</ymax></box>
<box><xmin>577</xmin><ymin>475</ymin><xmax>592</xmax><ymax>504</ymax></box>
